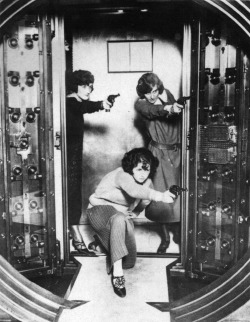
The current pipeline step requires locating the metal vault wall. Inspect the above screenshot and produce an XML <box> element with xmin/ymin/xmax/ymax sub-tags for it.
<box><xmin>0</xmin><ymin>14</ymin><xmax>58</xmax><ymax>276</ymax></box>
<box><xmin>0</xmin><ymin>0</ymin><xmax>250</xmax><ymax>276</ymax></box>
<box><xmin>186</xmin><ymin>15</ymin><xmax>250</xmax><ymax>281</ymax></box>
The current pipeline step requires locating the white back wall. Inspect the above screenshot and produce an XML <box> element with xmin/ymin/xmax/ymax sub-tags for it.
<box><xmin>68</xmin><ymin>12</ymin><xmax>183</xmax><ymax>217</ymax></box>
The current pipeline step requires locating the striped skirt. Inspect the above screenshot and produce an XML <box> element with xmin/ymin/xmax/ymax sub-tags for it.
<box><xmin>87</xmin><ymin>205</ymin><xmax>137</xmax><ymax>274</ymax></box>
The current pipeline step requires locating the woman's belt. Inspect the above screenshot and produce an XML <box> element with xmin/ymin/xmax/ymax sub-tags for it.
<box><xmin>150</xmin><ymin>140</ymin><xmax>181</xmax><ymax>151</ymax></box>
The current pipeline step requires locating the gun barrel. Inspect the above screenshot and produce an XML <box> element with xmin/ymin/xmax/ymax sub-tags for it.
<box><xmin>107</xmin><ymin>93</ymin><xmax>120</xmax><ymax>103</ymax></box>
<box><xmin>105</xmin><ymin>93</ymin><xmax>120</xmax><ymax>111</ymax></box>
<box><xmin>169</xmin><ymin>185</ymin><xmax>188</xmax><ymax>197</ymax></box>
<box><xmin>177</xmin><ymin>96</ymin><xmax>191</xmax><ymax>105</ymax></box>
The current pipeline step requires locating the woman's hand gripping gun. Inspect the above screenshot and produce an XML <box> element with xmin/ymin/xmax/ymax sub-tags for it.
<box><xmin>176</xmin><ymin>96</ymin><xmax>191</xmax><ymax>107</ymax></box>
<box><xmin>169</xmin><ymin>185</ymin><xmax>188</xmax><ymax>199</ymax></box>
<box><xmin>105</xmin><ymin>93</ymin><xmax>120</xmax><ymax>112</ymax></box>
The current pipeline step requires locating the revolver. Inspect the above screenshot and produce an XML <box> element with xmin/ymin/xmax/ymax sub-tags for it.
<box><xmin>169</xmin><ymin>185</ymin><xmax>188</xmax><ymax>199</ymax></box>
<box><xmin>177</xmin><ymin>96</ymin><xmax>190</xmax><ymax>106</ymax></box>
<box><xmin>106</xmin><ymin>93</ymin><xmax>120</xmax><ymax>112</ymax></box>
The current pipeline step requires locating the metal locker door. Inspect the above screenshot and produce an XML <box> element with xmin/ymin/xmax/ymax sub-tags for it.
<box><xmin>187</xmin><ymin>19</ymin><xmax>250</xmax><ymax>281</ymax></box>
<box><xmin>0</xmin><ymin>15</ymin><xmax>58</xmax><ymax>277</ymax></box>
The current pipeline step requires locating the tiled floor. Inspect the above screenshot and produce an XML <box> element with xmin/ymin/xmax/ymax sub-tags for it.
<box><xmin>58</xmin><ymin>256</ymin><xmax>177</xmax><ymax>322</ymax></box>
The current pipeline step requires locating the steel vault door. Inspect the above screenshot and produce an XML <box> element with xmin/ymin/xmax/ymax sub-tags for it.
<box><xmin>186</xmin><ymin>19</ymin><xmax>250</xmax><ymax>281</ymax></box>
<box><xmin>0</xmin><ymin>15</ymin><xmax>57</xmax><ymax>276</ymax></box>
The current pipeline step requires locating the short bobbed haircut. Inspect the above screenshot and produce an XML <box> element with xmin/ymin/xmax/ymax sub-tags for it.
<box><xmin>136</xmin><ymin>73</ymin><xmax>164</xmax><ymax>99</ymax></box>
<box><xmin>66</xmin><ymin>70</ymin><xmax>94</xmax><ymax>94</ymax></box>
<box><xmin>122</xmin><ymin>147</ymin><xmax>159</xmax><ymax>179</ymax></box>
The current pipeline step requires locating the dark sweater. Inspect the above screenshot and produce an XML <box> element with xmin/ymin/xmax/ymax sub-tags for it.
<box><xmin>66</xmin><ymin>96</ymin><xmax>103</xmax><ymax>140</ymax></box>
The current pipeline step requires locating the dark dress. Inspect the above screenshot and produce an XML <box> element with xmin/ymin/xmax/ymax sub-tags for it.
<box><xmin>66</xmin><ymin>96</ymin><xmax>103</xmax><ymax>225</ymax></box>
<box><xmin>135</xmin><ymin>89</ymin><xmax>181</xmax><ymax>223</ymax></box>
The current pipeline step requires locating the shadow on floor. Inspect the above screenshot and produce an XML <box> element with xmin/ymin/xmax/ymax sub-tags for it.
<box><xmin>30</xmin><ymin>272</ymin><xmax>76</xmax><ymax>298</ymax></box>
<box><xmin>166</xmin><ymin>259</ymin><xmax>210</xmax><ymax>303</ymax></box>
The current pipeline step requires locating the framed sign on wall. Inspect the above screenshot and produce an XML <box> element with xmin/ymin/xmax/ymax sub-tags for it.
<box><xmin>107</xmin><ymin>40</ymin><xmax>153</xmax><ymax>73</ymax></box>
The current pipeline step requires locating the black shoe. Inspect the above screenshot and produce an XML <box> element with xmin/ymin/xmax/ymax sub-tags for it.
<box><xmin>173</xmin><ymin>232</ymin><xmax>181</xmax><ymax>244</ymax></box>
<box><xmin>112</xmin><ymin>276</ymin><xmax>126</xmax><ymax>298</ymax></box>
<box><xmin>88</xmin><ymin>240</ymin><xmax>98</xmax><ymax>251</ymax></box>
<box><xmin>88</xmin><ymin>235</ymin><xmax>106</xmax><ymax>255</ymax></box>
<box><xmin>72</xmin><ymin>240</ymin><xmax>95</xmax><ymax>256</ymax></box>
<box><xmin>172</xmin><ymin>223</ymin><xmax>181</xmax><ymax>244</ymax></box>
<box><xmin>157</xmin><ymin>240</ymin><xmax>170</xmax><ymax>254</ymax></box>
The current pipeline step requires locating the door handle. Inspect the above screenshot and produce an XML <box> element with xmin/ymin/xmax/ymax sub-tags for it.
<box><xmin>54</xmin><ymin>132</ymin><xmax>61</xmax><ymax>150</ymax></box>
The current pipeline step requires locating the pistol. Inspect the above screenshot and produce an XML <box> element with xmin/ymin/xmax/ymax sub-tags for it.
<box><xmin>169</xmin><ymin>185</ymin><xmax>188</xmax><ymax>198</ymax></box>
<box><xmin>106</xmin><ymin>93</ymin><xmax>120</xmax><ymax>111</ymax></box>
<box><xmin>177</xmin><ymin>96</ymin><xmax>191</xmax><ymax>106</ymax></box>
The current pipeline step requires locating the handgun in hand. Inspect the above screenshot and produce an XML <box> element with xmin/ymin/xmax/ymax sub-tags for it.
<box><xmin>176</xmin><ymin>96</ymin><xmax>190</xmax><ymax>106</ymax></box>
<box><xmin>107</xmin><ymin>93</ymin><xmax>120</xmax><ymax>107</ymax></box>
<box><xmin>169</xmin><ymin>185</ymin><xmax>188</xmax><ymax>198</ymax></box>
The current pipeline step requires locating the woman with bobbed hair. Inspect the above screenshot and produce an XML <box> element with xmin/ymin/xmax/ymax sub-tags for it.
<box><xmin>86</xmin><ymin>147</ymin><xmax>175</xmax><ymax>298</ymax></box>
<box><xmin>136</xmin><ymin>72</ymin><xmax>164</xmax><ymax>99</ymax></box>
<box><xmin>121</xmin><ymin>147</ymin><xmax>159</xmax><ymax>177</ymax></box>
<box><xmin>66</xmin><ymin>69</ymin><xmax>111</xmax><ymax>255</ymax></box>
<box><xmin>66</xmin><ymin>69</ymin><xmax>95</xmax><ymax>95</ymax></box>
<box><xmin>135</xmin><ymin>72</ymin><xmax>183</xmax><ymax>254</ymax></box>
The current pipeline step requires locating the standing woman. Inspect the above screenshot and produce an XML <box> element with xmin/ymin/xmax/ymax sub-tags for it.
<box><xmin>66</xmin><ymin>70</ymin><xmax>111</xmax><ymax>254</ymax></box>
<box><xmin>135</xmin><ymin>73</ymin><xmax>183</xmax><ymax>254</ymax></box>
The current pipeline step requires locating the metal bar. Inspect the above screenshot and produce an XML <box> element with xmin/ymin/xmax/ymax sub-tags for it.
<box><xmin>181</xmin><ymin>23</ymin><xmax>192</xmax><ymax>266</ymax></box>
<box><xmin>41</xmin><ymin>14</ymin><xmax>57</xmax><ymax>270</ymax></box>
<box><xmin>56</xmin><ymin>15</ymin><xmax>71</xmax><ymax>265</ymax></box>
<box><xmin>2</xmin><ymin>34</ymin><xmax>12</xmax><ymax>263</ymax></box>
<box><xmin>0</xmin><ymin>35</ymin><xmax>8</xmax><ymax>260</ymax></box>
<box><xmin>187</xmin><ymin>18</ymin><xmax>200</xmax><ymax>267</ymax></box>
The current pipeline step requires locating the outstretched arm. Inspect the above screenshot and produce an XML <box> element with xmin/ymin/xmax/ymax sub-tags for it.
<box><xmin>135</xmin><ymin>99</ymin><xmax>170</xmax><ymax>119</ymax></box>
<box><xmin>116</xmin><ymin>172</ymin><xmax>175</xmax><ymax>203</ymax></box>
<box><xmin>78</xmin><ymin>100</ymin><xmax>104</xmax><ymax>114</ymax></box>
<box><xmin>135</xmin><ymin>89</ymin><xmax>183</xmax><ymax>119</ymax></box>
<box><xmin>67</xmin><ymin>97</ymin><xmax>112</xmax><ymax>114</ymax></box>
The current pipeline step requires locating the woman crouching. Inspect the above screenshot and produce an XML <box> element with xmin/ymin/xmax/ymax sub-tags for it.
<box><xmin>86</xmin><ymin>147</ymin><xmax>175</xmax><ymax>298</ymax></box>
